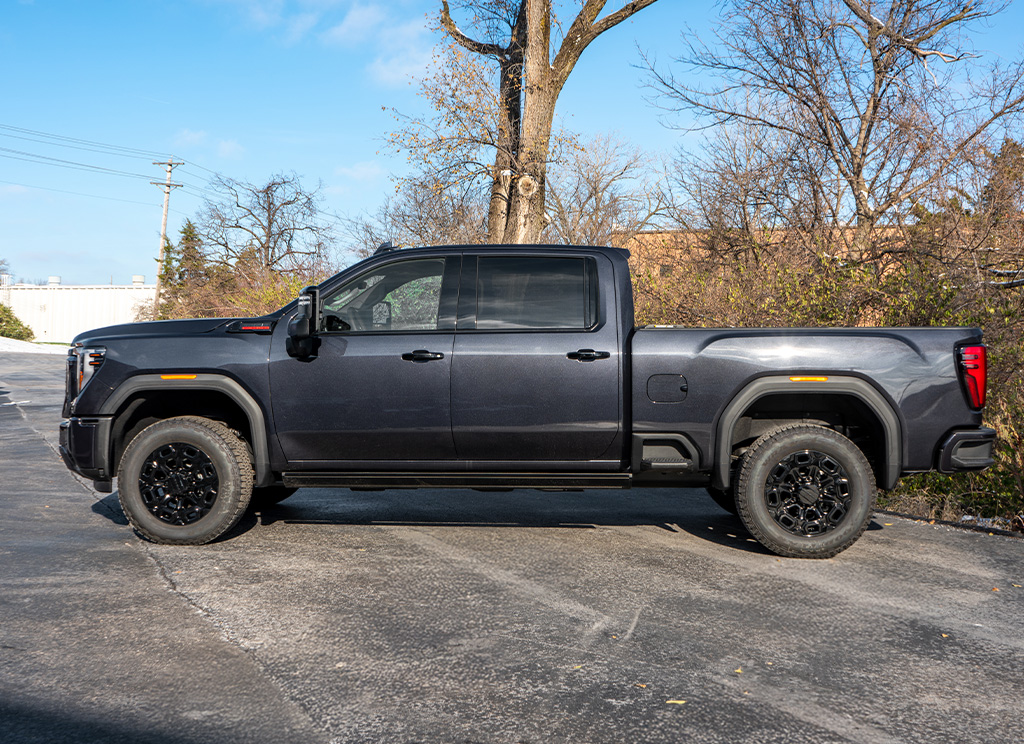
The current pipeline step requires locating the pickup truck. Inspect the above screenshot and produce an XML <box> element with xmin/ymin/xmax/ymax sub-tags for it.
<box><xmin>59</xmin><ymin>244</ymin><xmax>996</xmax><ymax>558</ymax></box>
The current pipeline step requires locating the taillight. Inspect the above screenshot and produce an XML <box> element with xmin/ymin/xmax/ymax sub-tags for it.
<box><xmin>958</xmin><ymin>345</ymin><xmax>986</xmax><ymax>409</ymax></box>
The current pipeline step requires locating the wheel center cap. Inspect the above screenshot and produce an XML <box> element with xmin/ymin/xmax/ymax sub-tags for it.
<box><xmin>167</xmin><ymin>473</ymin><xmax>188</xmax><ymax>494</ymax></box>
<box><xmin>798</xmin><ymin>484</ymin><xmax>821</xmax><ymax>505</ymax></box>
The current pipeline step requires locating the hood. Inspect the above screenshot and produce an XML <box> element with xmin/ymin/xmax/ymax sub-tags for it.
<box><xmin>72</xmin><ymin>317</ymin><xmax>233</xmax><ymax>345</ymax></box>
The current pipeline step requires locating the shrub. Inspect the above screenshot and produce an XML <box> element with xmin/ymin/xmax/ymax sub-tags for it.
<box><xmin>0</xmin><ymin>303</ymin><xmax>34</xmax><ymax>341</ymax></box>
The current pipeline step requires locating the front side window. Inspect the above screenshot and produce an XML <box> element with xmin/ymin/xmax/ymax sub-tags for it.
<box><xmin>475</xmin><ymin>256</ymin><xmax>596</xmax><ymax>330</ymax></box>
<box><xmin>320</xmin><ymin>258</ymin><xmax>445</xmax><ymax>332</ymax></box>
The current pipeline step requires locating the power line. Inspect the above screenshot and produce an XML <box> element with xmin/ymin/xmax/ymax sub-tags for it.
<box><xmin>0</xmin><ymin>123</ymin><xmax>352</xmax><ymax>242</ymax></box>
<box><xmin>178</xmin><ymin>159</ymin><xmax>220</xmax><ymax>175</ymax></box>
<box><xmin>177</xmin><ymin>180</ymin><xmax>222</xmax><ymax>199</ymax></box>
<box><xmin>0</xmin><ymin>122</ymin><xmax>170</xmax><ymax>160</ymax></box>
<box><xmin>0</xmin><ymin>146</ymin><xmax>156</xmax><ymax>180</ymax></box>
<box><xmin>0</xmin><ymin>122</ymin><xmax>221</xmax><ymax>190</ymax></box>
<box><xmin>0</xmin><ymin>129</ymin><xmax>170</xmax><ymax>163</ymax></box>
<box><xmin>0</xmin><ymin>178</ymin><xmax>162</xmax><ymax>207</ymax></box>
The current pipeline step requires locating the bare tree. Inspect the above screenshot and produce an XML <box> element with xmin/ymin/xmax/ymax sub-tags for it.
<box><xmin>345</xmin><ymin>176</ymin><xmax>490</xmax><ymax>256</ymax></box>
<box><xmin>196</xmin><ymin>172</ymin><xmax>334</xmax><ymax>276</ymax></box>
<box><xmin>980</xmin><ymin>138</ymin><xmax>1024</xmax><ymax>222</ymax></box>
<box><xmin>152</xmin><ymin>174</ymin><xmax>337</xmax><ymax>319</ymax></box>
<box><xmin>650</xmin><ymin>0</ymin><xmax>1024</xmax><ymax>257</ymax></box>
<box><xmin>543</xmin><ymin>135</ymin><xmax>666</xmax><ymax>246</ymax></box>
<box><xmin>394</xmin><ymin>0</ymin><xmax>661</xmax><ymax>244</ymax></box>
<box><xmin>358</xmin><ymin>134</ymin><xmax>664</xmax><ymax>252</ymax></box>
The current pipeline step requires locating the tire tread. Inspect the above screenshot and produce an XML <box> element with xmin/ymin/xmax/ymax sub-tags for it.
<box><xmin>117</xmin><ymin>416</ymin><xmax>253</xmax><ymax>545</ymax></box>
<box><xmin>735</xmin><ymin>423</ymin><xmax>876</xmax><ymax>559</ymax></box>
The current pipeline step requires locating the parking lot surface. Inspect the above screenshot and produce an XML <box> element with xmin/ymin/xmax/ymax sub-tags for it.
<box><xmin>1</xmin><ymin>351</ymin><xmax>1022</xmax><ymax>743</ymax></box>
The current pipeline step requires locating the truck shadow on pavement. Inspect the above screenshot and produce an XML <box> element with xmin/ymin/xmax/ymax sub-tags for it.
<box><xmin>91</xmin><ymin>488</ymin><xmax>882</xmax><ymax>555</ymax></box>
<box><xmin>90</xmin><ymin>493</ymin><xmax>129</xmax><ymax>526</ymax></box>
<box><xmin>259</xmin><ymin>488</ymin><xmax>777</xmax><ymax>555</ymax></box>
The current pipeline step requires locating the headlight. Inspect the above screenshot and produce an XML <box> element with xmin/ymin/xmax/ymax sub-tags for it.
<box><xmin>71</xmin><ymin>344</ymin><xmax>106</xmax><ymax>395</ymax></box>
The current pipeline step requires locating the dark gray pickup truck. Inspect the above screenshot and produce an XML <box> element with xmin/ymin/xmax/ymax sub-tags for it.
<box><xmin>59</xmin><ymin>244</ymin><xmax>995</xmax><ymax>558</ymax></box>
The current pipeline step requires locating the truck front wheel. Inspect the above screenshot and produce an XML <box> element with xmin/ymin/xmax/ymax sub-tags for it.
<box><xmin>117</xmin><ymin>417</ymin><xmax>253</xmax><ymax>545</ymax></box>
<box><xmin>735</xmin><ymin>424</ymin><xmax>876</xmax><ymax>559</ymax></box>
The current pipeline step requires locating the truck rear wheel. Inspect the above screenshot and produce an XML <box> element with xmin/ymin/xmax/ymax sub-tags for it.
<box><xmin>117</xmin><ymin>417</ymin><xmax>253</xmax><ymax>545</ymax></box>
<box><xmin>735</xmin><ymin>424</ymin><xmax>875</xmax><ymax>559</ymax></box>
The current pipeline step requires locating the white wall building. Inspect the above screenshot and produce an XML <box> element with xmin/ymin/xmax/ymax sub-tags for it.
<box><xmin>1</xmin><ymin>274</ymin><xmax>154</xmax><ymax>344</ymax></box>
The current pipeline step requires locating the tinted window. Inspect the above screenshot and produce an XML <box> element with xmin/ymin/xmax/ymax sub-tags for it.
<box><xmin>476</xmin><ymin>257</ymin><xmax>594</xmax><ymax>330</ymax></box>
<box><xmin>321</xmin><ymin>258</ymin><xmax>445</xmax><ymax>332</ymax></box>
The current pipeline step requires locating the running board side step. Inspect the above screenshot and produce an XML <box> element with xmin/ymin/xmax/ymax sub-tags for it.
<box><xmin>282</xmin><ymin>472</ymin><xmax>632</xmax><ymax>490</ymax></box>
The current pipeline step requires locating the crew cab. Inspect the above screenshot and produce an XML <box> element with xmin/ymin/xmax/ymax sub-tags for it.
<box><xmin>59</xmin><ymin>244</ymin><xmax>996</xmax><ymax>558</ymax></box>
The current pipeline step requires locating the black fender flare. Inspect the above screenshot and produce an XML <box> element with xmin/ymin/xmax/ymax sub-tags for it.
<box><xmin>100</xmin><ymin>373</ymin><xmax>273</xmax><ymax>487</ymax></box>
<box><xmin>713</xmin><ymin>375</ymin><xmax>903</xmax><ymax>491</ymax></box>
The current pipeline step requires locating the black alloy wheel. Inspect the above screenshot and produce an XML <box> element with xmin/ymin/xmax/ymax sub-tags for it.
<box><xmin>735</xmin><ymin>424</ymin><xmax>876</xmax><ymax>559</ymax></box>
<box><xmin>138</xmin><ymin>442</ymin><xmax>220</xmax><ymax>525</ymax></box>
<box><xmin>117</xmin><ymin>417</ymin><xmax>253</xmax><ymax>545</ymax></box>
<box><xmin>763</xmin><ymin>449</ymin><xmax>851</xmax><ymax>536</ymax></box>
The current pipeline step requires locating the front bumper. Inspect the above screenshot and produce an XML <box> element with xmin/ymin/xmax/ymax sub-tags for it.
<box><xmin>937</xmin><ymin>427</ymin><xmax>997</xmax><ymax>473</ymax></box>
<box><xmin>59</xmin><ymin>417</ymin><xmax>113</xmax><ymax>486</ymax></box>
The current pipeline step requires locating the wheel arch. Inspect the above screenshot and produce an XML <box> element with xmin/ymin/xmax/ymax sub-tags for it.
<box><xmin>713</xmin><ymin>375</ymin><xmax>902</xmax><ymax>491</ymax></box>
<box><xmin>101</xmin><ymin>374</ymin><xmax>272</xmax><ymax>487</ymax></box>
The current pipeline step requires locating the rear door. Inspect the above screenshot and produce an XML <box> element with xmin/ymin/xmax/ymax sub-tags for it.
<box><xmin>450</xmin><ymin>253</ymin><xmax>623</xmax><ymax>466</ymax></box>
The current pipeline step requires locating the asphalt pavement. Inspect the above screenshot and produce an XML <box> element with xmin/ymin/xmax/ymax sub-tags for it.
<box><xmin>1</xmin><ymin>350</ymin><xmax>1022</xmax><ymax>744</ymax></box>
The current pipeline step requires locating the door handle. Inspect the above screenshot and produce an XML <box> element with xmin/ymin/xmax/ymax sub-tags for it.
<box><xmin>566</xmin><ymin>349</ymin><xmax>611</xmax><ymax>362</ymax></box>
<box><xmin>402</xmin><ymin>349</ymin><xmax>445</xmax><ymax>362</ymax></box>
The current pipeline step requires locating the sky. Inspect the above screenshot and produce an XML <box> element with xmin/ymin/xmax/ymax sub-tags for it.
<box><xmin>1</xmin><ymin>0</ymin><xmax>1022</xmax><ymax>286</ymax></box>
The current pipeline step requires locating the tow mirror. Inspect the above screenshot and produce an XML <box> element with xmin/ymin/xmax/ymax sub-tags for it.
<box><xmin>286</xmin><ymin>285</ymin><xmax>320</xmax><ymax>358</ymax></box>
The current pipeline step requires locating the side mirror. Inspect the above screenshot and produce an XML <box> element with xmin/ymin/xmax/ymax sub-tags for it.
<box><xmin>286</xmin><ymin>285</ymin><xmax>320</xmax><ymax>358</ymax></box>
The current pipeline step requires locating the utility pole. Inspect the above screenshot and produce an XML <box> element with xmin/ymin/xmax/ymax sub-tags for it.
<box><xmin>151</xmin><ymin>160</ymin><xmax>183</xmax><ymax>318</ymax></box>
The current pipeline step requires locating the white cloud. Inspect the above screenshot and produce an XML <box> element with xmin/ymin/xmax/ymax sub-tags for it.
<box><xmin>217</xmin><ymin>139</ymin><xmax>246</xmax><ymax>159</ymax></box>
<box><xmin>204</xmin><ymin>0</ymin><xmax>342</xmax><ymax>31</ymax></box>
<box><xmin>367</xmin><ymin>19</ymin><xmax>432</xmax><ymax>86</ymax></box>
<box><xmin>206</xmin><ymin>0</ymin><xmax>286</xmax><ymax>29</ymax></box>
<box><xmin>173</xmin><ymin>128</ymin><xmax>209</xmax><ymax>147</ymax></box>
<box><xmin>327</xmin><ymin>160</ymin><xmax>387</xmax><ymax>197</ymax></box>
<box><xmin>0</xmin><ymin>184</ymin><xmax>30</xmax><ymax>196</ymax></box>
<box><xmin>284</xmin><ymin>12</ymin><xmax>320</xmax><ymax>44</ymax></box>
<box><xmin>334</xmin><ymin>160</ymin><xmax>386</xmax><ymax>181</ymax></box>
<box><xmin>321</xmin><ymin>3</ymin><xmax>387</xmax><ymax>46</ymax></box>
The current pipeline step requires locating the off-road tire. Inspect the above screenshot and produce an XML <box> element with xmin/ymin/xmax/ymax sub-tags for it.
<box><xmin>117</xmin><ymin>416</ymin><xmax>253</xmax><ymax>545</ymax></box>
<box><xmin>735</xmin><ymin>424</ymin><xmax>876</xmax><ymax>559</ymax></box>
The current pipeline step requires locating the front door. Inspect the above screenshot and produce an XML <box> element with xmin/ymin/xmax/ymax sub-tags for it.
<box><xmin>269</xmin><ymin>255</ymin><xmax>460</xmax><ymax>464</ymax></box>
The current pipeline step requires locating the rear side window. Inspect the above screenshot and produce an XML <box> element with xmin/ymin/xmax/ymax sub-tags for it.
<box><xmin>475</xmin><ymin>256</ymin><xmax>598</xmax><ymax>330</ymax></box>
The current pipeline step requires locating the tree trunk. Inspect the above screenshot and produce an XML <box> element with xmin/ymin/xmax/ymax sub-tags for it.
<box><xmin>441</xmin><ymin>0</ymin><xmax>663</xmax><ymax>244</ymax></box>
<box><xmin>503</xmin><ymin>94</ymin><xmax>556</xmax><ymax>243</ymax></box>
<box><xmin>487</xmin><ymin>57</ymin><xmax>522</xmax><ymax>242</ymax></box>
<box><xmin>502</xmin><ymin>0</ymin><xmax>554</xmax><ymax>244</ymax></box>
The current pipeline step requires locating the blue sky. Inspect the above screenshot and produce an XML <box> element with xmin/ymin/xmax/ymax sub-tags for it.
<box><xmin>1</xmin><ymin>0</ymin><xmax>1021</xmax><ymax>285</ymax></box>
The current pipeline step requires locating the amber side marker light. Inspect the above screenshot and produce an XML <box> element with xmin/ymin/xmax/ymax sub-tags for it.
<box><xmin>790</xmin><ymin>376</ymin><xmax>829</xmax><ymax>382</ymax></box>
<box><xmin>160</xmin><ymin>374</ymin><xmax>198</xmax><ymax>380</ymax></box>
